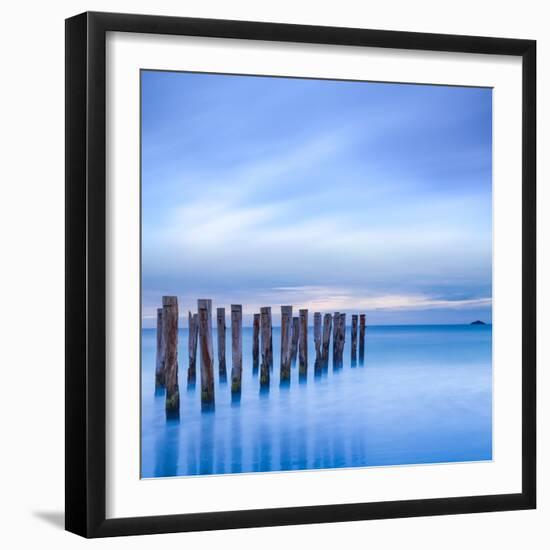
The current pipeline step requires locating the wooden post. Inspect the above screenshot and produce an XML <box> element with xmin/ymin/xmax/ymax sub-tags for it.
<box><xmin>162</xmin><ymin>296</ymin><xmax>179</xmax><ymax>414</ymax></box>
<box><xmin>291</xmin><ymin>316</ymin><xmax>300</xmax><ymax>365</ymax></box>
<box><xmin>314</xmin><ymin>312</ymin><xmax>322</xmax><ymax>362</ymax></box>
<box><xmin>332</xmin><ymin>312</ymin><xmax>340</xmax><ymax>366</ymax></box>
<box><xmin>188</xmin><ymin>311</ymin><xmax>198</xmax><ymax>385</ymax></box>
<box><xmin>280</xmin><ymin>306</ymin><xmax>293</xmax><ymax>383</ymax></box>
<box><xmin>332</xmin><ymin>312</ymin><xmax>346</xmax><ymax>368</ymax></box>
<box><xmin>339</xmin><ymin>313</ymin><xmax>346</xmax><ymax>366</ymax></box>
<box><xmin>198</xmin><ymin>299</ymin><xmax>215</xmax><ymax>405</ymax></box>
<box><xmin>321</xmin><ymin>313</ymin><xmax>332</xmax><ymax>367</ymax></box>
<box><xmin>298</xmin><ymin>309</ymin><xmax>308</xmax><ymax>376</ymax></box>
<box><xmin>252</xmin><ymin>313</ymin><xmax>260</xmax><ymax>372</ymax></box>
<box><xmin>268</xmin><ymin>310</ymin><xmax>273</xmax><ymax>371</ymax></box>
<box><xmin>216</xmin><ymin>307</ymin><xmax>226</xmax><ymax>379</ymax></box>
<box><xmin>359</xmin><ymin>314</ymin><xmax>366</xmax><ymax>365</ymax></box>
<box><xmin>351</xmin><ymin>314</ymin><xmax>358</xmax><ymax>366</ymax></box>
<box><xmin>313</xmin><ymin>312</ymin><xmax>322</xmax><ymax>373</ymax></box>
<box><xmin>231</xmin><ymin>305</ymin><xmax>243</xmax><ymax>393</ymax></box>
<box><xmin>260</xmin><ymin>307</ymin><xmax>272</xmax><ymax>387</ymax></box>
<box><xmin>155</xmin><ymin>307</ymin><xmax>165</xmax><ymax>387</ymax></box>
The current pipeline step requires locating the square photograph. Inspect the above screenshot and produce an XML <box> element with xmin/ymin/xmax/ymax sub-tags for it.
<box><xmin>140</xmin><ymin>70</ymin><xmax>493</xmax><ymax>479</ymax></box>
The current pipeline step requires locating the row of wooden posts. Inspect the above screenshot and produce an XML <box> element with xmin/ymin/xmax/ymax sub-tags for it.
<box><xmin>155</xmin><ymin>297</ymin><xmax>367</xmax><ymax>414</ymax></box>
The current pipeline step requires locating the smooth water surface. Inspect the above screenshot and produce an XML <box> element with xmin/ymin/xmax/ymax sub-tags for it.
<box><xmin>141</xmin><ymin>324</ymin><xmax>492</xmax><ymax>478</ymax></box>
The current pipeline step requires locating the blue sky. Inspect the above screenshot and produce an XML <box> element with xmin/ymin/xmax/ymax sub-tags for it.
<box><xmin>141</xmin><ymin>70</ymin><xmax>492</xmax><ymax>327</ymax></box>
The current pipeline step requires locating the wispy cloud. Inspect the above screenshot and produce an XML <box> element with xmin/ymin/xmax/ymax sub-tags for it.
<box><xmin>271</xmin><ymin>285</ymin><xmax>491</xmax><ymax>311</ymax></box>
<box><xmin>142</xmin><ymin>285</ymin><xmax>491</xmax><ymax>327</ymax></box>
<box><xmin>141</xmin><ymin>72</ymin><xmax>492</xmax><ymax>326</ymax></box>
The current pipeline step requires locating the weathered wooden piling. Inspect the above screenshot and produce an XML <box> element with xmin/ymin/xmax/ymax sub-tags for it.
<box><xmin>341</xmin><ymin>314</ymin><xmax>346</xmax><ymax>341</ymax></box>
<box><xmin>260</xmin><ymin>307</ymin><xmax>272</xmax><ymax>385</ymax></box>
<box><xmin>188</xmin><ymin>311</ymin><xmax>198</xmax><ymax>385</ymax></box>
<box><xmin>260</xmin><ymin>307</ymin><xmax>272</xmax><ymax>387</ymax></box>
<box><xmin>332</xmin><ymin>312</ymin><xmax>346</xmax><ymax>367</ymax></box>
<box><xmin>332</xmin><ymin>312</ymin><xmax>340</xmax><ymax>366</ymax></box>
<box><xmin>260</xmin><ymin>307</ymin><xmax>273</xmax><ymax>387</ymax></box>
<box><xmin>198</xmin><ymin>299</ymin><xmax>215</xmax><ymax>405</ymax></box>
<box><xmin>216</xmin><ymin>307</ymin><xmax>226</xmax><ymax>379</ymax></box>
<box><xmin>268</xmin><ymin>313</ymin><xmax>274</xmax><ymax>371</ymax></box>
<box><xmin>359</xmin><ymin>314</ymin><xmax>366</xmax><ymax>364</ymax></box>
<box><xmin>252</xmin><ymin>313</ymin><xmax>260</xmax><ymax>372</ymax></box>
<box><xmin>351</xmin><ymin>314</ymin><xmax>358</xmax><ymax>366</ymax></box>
<box><xmin>155</xmin><ymin>307</ymin><xmax>165</xmax><ymax>387</ymax></box>
<box><xmin>291</xmin><ymin>316</ymin><xmax>300</xmax><ymax>364</ymax></box>
<box><xmin>231</xmin><ymin>305</ymin><xmax>243</xmax><ymax>393</ymax></box>
<box><xmin>162</xmin><ymin>296</ymin><xmax>179</xmax><ymax>414</ymax></box>
<box><xmin>280</xmin><ymin>306</ymin><xmax>293</xmax><ymax>382</ymax></box>
<box><xmin>321</xmin><ymin>313</ymin><xmax>332</xmax><ymax>365</ymax></box>
<box><xmin>298</xmin><ymin>309</ymin><xmax>308</xmax><ymax>376</ymax></box>
<box><xmin>339</xmin><ymin>313</ymin><xmax>347</xmax><ymax>366</ymax></box>
<box><xmin>314</xmin><ymin>312</ymin><xmax>322</xmax><ymax>362</ymax></box>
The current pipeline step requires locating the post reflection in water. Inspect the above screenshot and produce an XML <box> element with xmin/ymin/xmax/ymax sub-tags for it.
<box><xmin>154</xmin><ymin>412</ymin><xmax>180</xmax><ymax>478</ymax></box>
<box><xmin>214</xmin><ymin>415</ymin><xmax>226</xmax><ymax>475</ymax></box>
<box><xmin>230</xmin><ymin>409</ymin><xmax>242</xmax><ymax>474</ymax></box>
<box><xmin>279</xmin><ymin>424</ymin><xmax>292</xmax><ymax>472</ymax></box>
<box><xmin>331</xmin><ymin>416</ymin><xmax>346</xmax><ymax>469</ymax></box>
<box><xmin>350</xmin><ymin>427</ymin><xmax>367</xmax><ymax>467</ymax></box>
<box><xmin>199</xmin><ymin>410</ymin><xmax>215</xmax><ymax>475</ymax></box>
<box><xmin>142</xmin><ymin>324</ymin><xmax>493</xmax><ymax>478</ymax></box>
<box><xmin>258</xmin><ymin>413</ymin><xmax>272</xmax><ymax>473</ymax></box>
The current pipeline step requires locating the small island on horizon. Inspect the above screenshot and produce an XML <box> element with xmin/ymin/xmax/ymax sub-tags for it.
<box><xmin>470</xmin><ymin>320</ymin><xmax>487</xmax><ymax>325</ymax></box>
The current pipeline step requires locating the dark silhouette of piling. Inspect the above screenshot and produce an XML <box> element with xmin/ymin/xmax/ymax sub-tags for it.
<box><xmin>314</xmin><ymin>312</ymin><xmax>322</xmax><ymax>360</ymax></box>
<box><xmin>252</xmin><ymin>313</ymin><xmax>260</xmax><ymax>372</ymax></box>
<box><xmin>198</xmin><ymin>299</ymin><xmax>215</xmax><ymax>406</ymax></box>
<box><xmin>188</xmin><ymin>311</ymin><xmax>198</xmax><ymax>385</ymax></box>
<box><xmin>155</xmin><ymin>307</ymin><xmax>164</xmax><ymax>387</ymax></box>
<box><xmin>231</xmin><ymin>305</ymin><xmax>243</xmax><ymax>393</ymax></box>
<box><xmin>321</xmin><ymin>313</ymin><xmax>332</xmax><ymax>367</ymax></box>
<box><xmin>332</xmin><ymin>312</ymin><xmax>340</xmax><ymax>367</ymax></box>
<box><xmin>291</xmin><ymin>316</ymin><xmax>300</xmax><ymax>365</ymax></box>
<box><xmin>313</xmin><ymin>312</ymin><xmax>322</xmax><ymax>372</ymax></box>
<box><xmin>260</xmin><ymin>307</ymin><xmax>272</xmax><ymax>387</ymax></box>
<box><xmin>333</xmin><ymin>312</ymin><xmax>346</xmax><ymax>368</ymax></box>
<box><xmin>280</xmin><ymin>306</ymin><xmax>293</xmax><ymax>383</ymax></box>
<box><xmin>216</xmin><ymin>307</ymin><xmax>227</xmax><ymax>380</ymax></box>
<box><xmin>359</xmin><ymin>314</ymin><xmax>366</xmax><ymax>365</ymax></box>
<box><xmin>162</xmin><ymin>296</ymin><xmax>179</xmax><ymax>414</ymax></box>
<box><xmin>299</xmin><ymin>309</ymin><xmax>308</xmax><ymax>376</ymax></box>
<box><xmin>339</xmin><ymin>313</ymin><xmax>347</xmax><ymax>365</ymax></box>
<box><xmin>351</xmin><ymin>314</ymin><xmax>358</xmax><ymax>366</ymax></box>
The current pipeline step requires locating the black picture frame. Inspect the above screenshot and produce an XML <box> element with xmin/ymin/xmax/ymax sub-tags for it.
<box><xmin>65</xmin><ymin>11</ymin><xmax>536</xmax><ymax>538</ymax></box>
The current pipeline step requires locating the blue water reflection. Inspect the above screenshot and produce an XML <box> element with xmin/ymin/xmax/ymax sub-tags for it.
<box><xmin>141</xmin><ymin>324</ymin><xmax>492</xmax><ymax>478</ymax></box>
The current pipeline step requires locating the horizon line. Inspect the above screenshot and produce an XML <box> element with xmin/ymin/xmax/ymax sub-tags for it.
<box><xmin>141</xmin><ymin>321</ymin><xmax>492</xmax><ymax>328</ymax></box>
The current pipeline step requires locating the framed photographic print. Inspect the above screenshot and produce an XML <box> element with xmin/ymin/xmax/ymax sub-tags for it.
<box><xmin>65</xmin><ymin>11</ymin><xmax>536</xmax><ymax>538</ymax></box>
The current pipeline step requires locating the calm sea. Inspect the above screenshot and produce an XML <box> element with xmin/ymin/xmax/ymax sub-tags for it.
<box><xmin>141</xmin><ymin>324</ymin><xmax>492</xmax><ymax>478</ymax></box>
